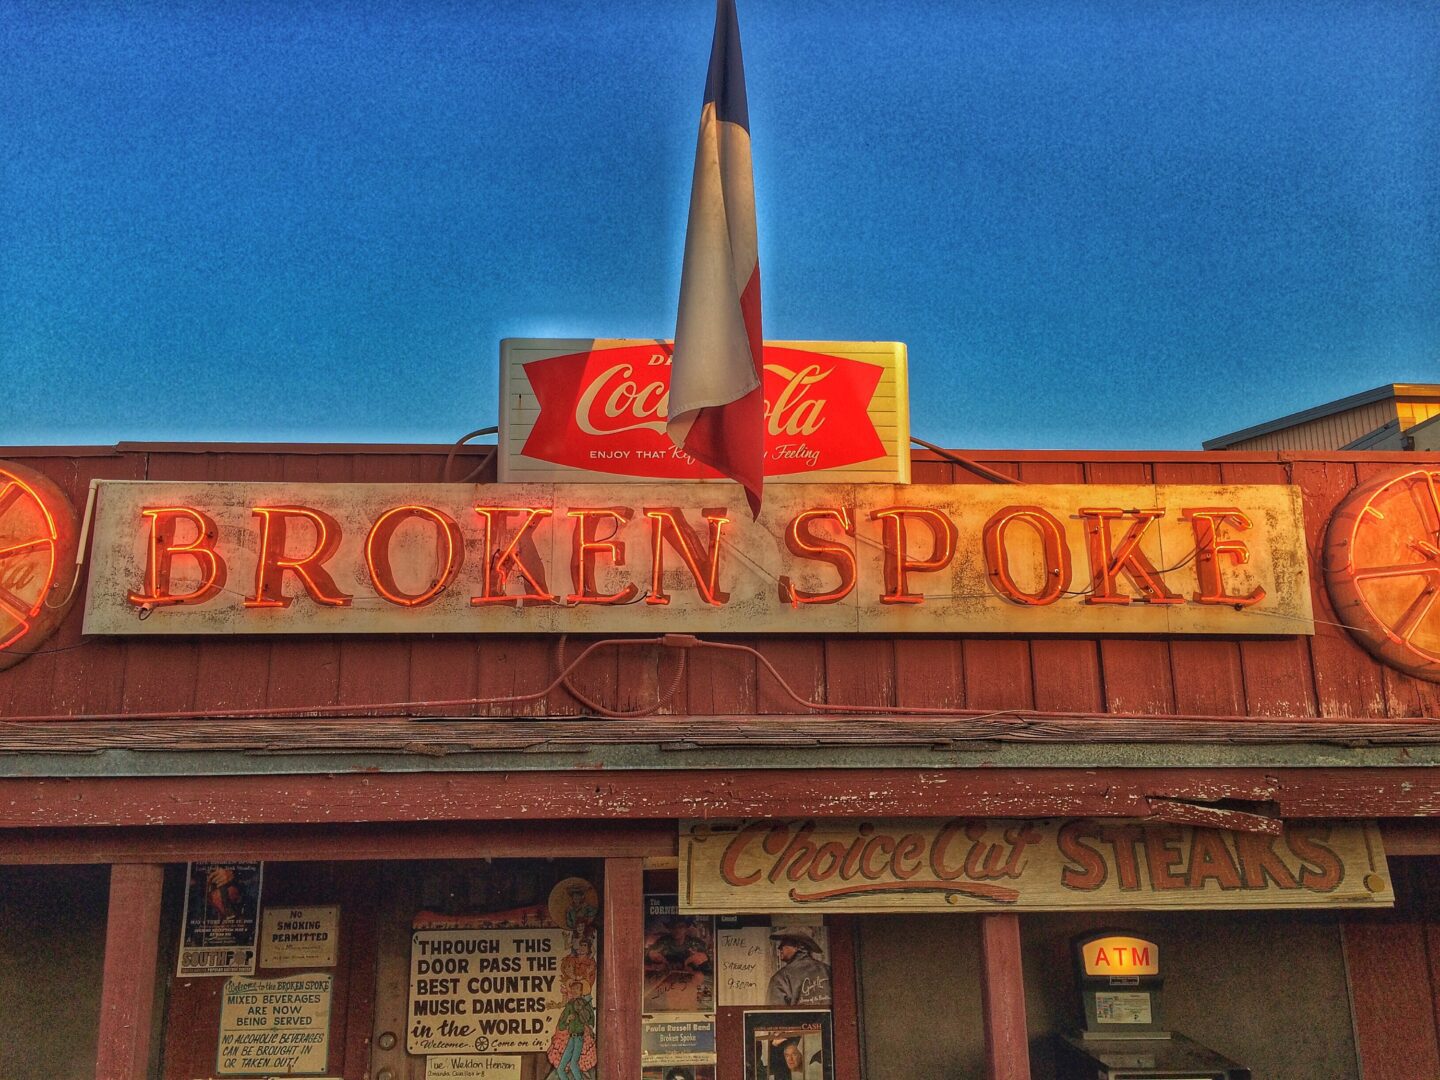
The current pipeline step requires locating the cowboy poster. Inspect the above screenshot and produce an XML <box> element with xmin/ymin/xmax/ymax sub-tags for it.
<box><xmin>644</xmin><ymin>894</ymin><xmax>715</xmax><ymax>1012</ymax></box>
<box><xmin>764</xmin><ymin>926</ymin><xmax>831</xmax><ymax>1008</ymax></box>
<box><xmin>718</xmin><ymin>919</ymin><xmax>830</xmax><ymax>1008</ymax></box>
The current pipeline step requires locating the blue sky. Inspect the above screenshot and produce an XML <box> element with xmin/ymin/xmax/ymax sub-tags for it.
<box><xmin>2</xmin><ymin>0</ymin><xmax>1436</xmax><ymax>450</ymax></box>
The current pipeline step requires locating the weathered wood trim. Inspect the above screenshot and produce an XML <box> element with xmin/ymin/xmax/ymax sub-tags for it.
<box><xmin>96</xmin><ymin>863</ymin><xmax>164</xmax><ymax>1080</ymax></box>
<box><xmin>1379</xmin><ymin>819</ymin><xmax>1440</xmax><ymax>855</ymax></box>
<box><xmin>6</xmin><ymin>715</ymin><xmax>1440</xmax><ymax>752</ymax></box>
<box><xmin>3</xmin><ymin>768</ymin><xmax>1440</xmax><ymax>833</ymax></box>
<box><xmin>601</xmin><ymin>856</ymin><xmax>643</xmax><ymax>1080</ymax></box>
<box><xmin>0</xmin><ymin>821</ymin><xmax>677</xmax><ymax>864</ymax></box>
<box><xmin>980</xmin><ymin>913</ymin><xmax>1030</xmax><ymax>1080</ymax></box>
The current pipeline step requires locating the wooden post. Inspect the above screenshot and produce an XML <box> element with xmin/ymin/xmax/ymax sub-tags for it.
<box><xmin>980</xmin><ymin>912</ymin><xmax>1031</xmax><ymax>1080</ymax></box>
<box><xmin>95</xmin><ymin>862</ymin><xmax>165</xmax><ymax>1080</ymax></box>
<box><xmin>827</xmin><ymin>915</ymin><xmax>863</xmax><ymax>1080</ymax></box>
<box><xmin>602</xmin><ymin>856</ymin><xmax>644</xmax><ymax>1080</ymax></box>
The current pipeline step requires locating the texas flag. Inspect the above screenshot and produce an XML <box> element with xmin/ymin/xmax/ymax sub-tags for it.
<box><xmin>668</xmin><ymin>0</ymin><xmax>764</xmax><ymax>517</ymax></box>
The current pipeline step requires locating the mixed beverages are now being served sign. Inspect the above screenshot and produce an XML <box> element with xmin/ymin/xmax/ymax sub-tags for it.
<box><xmin>498</xmin><ymin>339</ymin><xmax>910</xmax><ymax>484</ymax></box>
<box><xmin>81</xmin><ymin>480</ymin><xmax>1312</xmax><ymax>635</ymax></box>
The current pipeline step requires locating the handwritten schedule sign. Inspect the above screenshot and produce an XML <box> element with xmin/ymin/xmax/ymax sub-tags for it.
<box><xmin>408</xmin><ymin>929</ymin><xmax>567</xmax><ymax>1055</ymax></box>
<box><xmin>717</xmin><ymin>927</ymin><xmax>769</xmax><ymax>1007</ymax></box>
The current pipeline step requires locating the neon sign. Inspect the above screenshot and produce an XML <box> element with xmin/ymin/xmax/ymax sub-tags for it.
<box><xmin>1081</xmin><ymin>936</ymin><xmax>1159</xmax><ymax>977</ymax></box>
<box><xmin>1326</xmin><ymin>466</ymin><xmax>1440</xmax><ymax>683</ymax></box>
<box><xmin>80</xmin><ymin>479</ymin><xmax>1313</xmax><ymax>637</ymax></box>
<box><xmin>0</xmin><ymin>460</ymin><xmax>80</xmax><ymax>670</ymax></box>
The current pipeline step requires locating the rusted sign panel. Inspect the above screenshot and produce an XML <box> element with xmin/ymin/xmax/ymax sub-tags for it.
<box><xmin>82</xmin><ymin>480</ymin><xmax>1312</xmax><ymax>635</ymax></box>
<box><xmin>499</xmin><ymin>339</ymin><xmax>910</xmax><ymax>484</ymax></box>
<box><xmin>679</xmin><ymin>818</ymin><xmax>1392</xmax><ymax>913</ymax></box>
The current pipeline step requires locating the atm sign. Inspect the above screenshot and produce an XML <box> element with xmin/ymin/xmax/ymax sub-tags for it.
<box><xmin>1082</xmin><ymin>936</ymin><xmax>1159</xmax><ymax>977</ymax></box>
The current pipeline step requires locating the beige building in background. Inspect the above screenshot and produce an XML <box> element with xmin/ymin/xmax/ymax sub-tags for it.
<box><xmin>1204</xmin><ymin>382</ymin><xmax>1440</xmax><ymax>452</ymax></box>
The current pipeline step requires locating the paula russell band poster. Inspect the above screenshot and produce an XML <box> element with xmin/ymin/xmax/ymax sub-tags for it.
<box><xmin>744</xmin><ymin>1011</ymin><xmax>833</xmax><ymax>1080</ymax></box>
<box><xmin>644</xmin><ymin>893</ymin><xmax>715</xmax><ymax>1012</ymax></box>
<box><xmin>178</xmin><ymin>861</ymin><xmax>264</xmax><ymax>977</ymax></box>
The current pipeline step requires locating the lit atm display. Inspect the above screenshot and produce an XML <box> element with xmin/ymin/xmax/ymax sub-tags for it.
<box><xmin>1077</xmin><ymin>932</ymin><xmax>1165</xmax><ymax>1037</ymax></box>
<box><xmin>1055</xmin><ymin>930</ymin><xmax>1251</xmax><ymax>1080</ymax></box>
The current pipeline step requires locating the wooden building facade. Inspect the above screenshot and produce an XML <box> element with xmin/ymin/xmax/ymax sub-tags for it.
<box><xmin>2</xmin><ymin>441</ymin><xmax>1440</xmax><ymax>1080</ymax></box>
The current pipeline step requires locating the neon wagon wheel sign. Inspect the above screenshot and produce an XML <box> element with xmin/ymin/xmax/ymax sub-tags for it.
<box><xmin>1326</xmin><ymin>466</ymin><xmax>1440</xmax><ymax>683</ymax></box>
<box><xmin>0</xmin><ymin>462</ymin><xmax>79</xmax><ymax>670</ymax></box>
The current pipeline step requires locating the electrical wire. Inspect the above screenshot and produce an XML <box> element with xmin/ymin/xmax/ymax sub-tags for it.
<box><xmin>1</xmin><ymin>621</ymin><xmax>1407</xmax><ymax>726</ymax></box>
<box><xmin>910</xmin><ymin>436</ymin><xmax>1017</xmax><ymax>484</ymax></box>
<box><xmin>442</xmin><ymin>427</ymin><xmax>499</xmax><ymax>483</ymax></box>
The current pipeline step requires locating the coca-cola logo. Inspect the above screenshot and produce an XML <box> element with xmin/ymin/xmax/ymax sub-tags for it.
<box><xmin>521</xmin><ymin>344</ymin><xmax>885</xmax><ymax>478</ymax></box>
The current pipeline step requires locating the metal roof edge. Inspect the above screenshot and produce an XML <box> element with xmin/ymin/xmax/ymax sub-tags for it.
<box><xmin>1203</xmin><ymin>384</ymin><xmax>1400</xmax><ymax>448</ymax></box>
<box><xmin>2</xmin><ymin>443</ymin><xmax>1437</xmax><ymax>466</ymax></box>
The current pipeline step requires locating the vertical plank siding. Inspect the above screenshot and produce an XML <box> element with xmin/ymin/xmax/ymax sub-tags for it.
<box><xmin>1019</xmin><ymin>460</ymin><xmax>1105</xmax><ymax>714</ymax></box>
<box><xmin>1084</xmin><ymin>460</ymin><xmax>1177</xmax><ymax>716</ymax></box>
<box><xmin>1</xmin><ymin>447</ymin><xmax>1436</xmax><ymax>722</ymax></box>
<box><xmin>47</xmin><ymin>453</ymin><xmax>146</xmax><ymax>718</ymax></box>
<box><xmin>192</xmin><ymin>453</ymin><xmax>285</xmax><ymax>715</ymax></box>
<box><xmin>265</xmin><ymin>454</ymin><xmax>353</xmax><ymax>711</ymax></box>
<box><xmin>1343</xmin><ymin>859</ymin><xmax>1440</xmax><ymax>1078</ymax></box>
<box><xmin>1292</xmin><ymin>459</ymin><xmax>1389</xmax><ymax>717</ymax></box>
<box><xmin>1153</xmin><ymin>461</ymin><xmax>1247</xmax><ymax>718</ymax></box>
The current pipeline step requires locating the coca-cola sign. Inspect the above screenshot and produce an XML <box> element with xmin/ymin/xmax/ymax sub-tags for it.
<box><xmin>499</xmin><ymin>339</ymin><xmax>909</xmax><ymax>484</ymax></box>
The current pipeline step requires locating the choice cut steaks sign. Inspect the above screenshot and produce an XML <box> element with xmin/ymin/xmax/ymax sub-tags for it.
<box><xmin>82</xmin><ymin>479</ymin><xmax>1313</xmax><ymax>636</ymax></box>
<box><xmin>679</xmin><ymin>819</ymin><xmax>1392</xmax><ymax>913</ymax></box>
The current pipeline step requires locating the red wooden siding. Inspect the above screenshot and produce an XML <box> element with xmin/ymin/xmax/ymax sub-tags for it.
<box><xmin>1343</xmin><ymin>857</ymin><xmax>1440</xmax><ymax>1079</ymax></box>
<box><xmin>1</xmin><ymin>445</ymin><xmax>1436</xmax><ymax>723</ymax></box>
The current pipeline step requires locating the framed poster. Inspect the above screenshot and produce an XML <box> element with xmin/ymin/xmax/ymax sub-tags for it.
<box><xmin>644</xmin><ymin>894</ymin><xmax>715</xmax><ymax>1012</ymax></box>
<box><xmin>743</xmin><ymin>1012</ymin><xmax>833</xmax><ymax>1080</ymax></box>
<box><xmin>178</xmin><ymin>862</ymin><xmax>263</xmax><ymax>977</ymax></box>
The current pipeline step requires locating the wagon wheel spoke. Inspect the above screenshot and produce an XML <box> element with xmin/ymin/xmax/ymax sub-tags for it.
<box><xmin>0</xmin><ymin>583</ymin><xmax>33</xmax><ymax>625</ymax></box>
<box><xmin>1391</xmin><ymin>583</ymin><xmax>1440</xmax><ymax>645</ymax></box>
<box><xmin>0</xmin><ymin>482</ymin><xmax>22</xmax><ymax>520</ymax></box>
<box><xmin>1352</xmin><ymin>559</ymin><xmax>1440</xmax><ymax>583</ymax></box>
<box><xmin>1418</xmin><ymin>473</ymin><xmax>1440</xmax><ymax>537</ymax></box>
<box><xmin>0</xmin><ymin>538</ymin><xmax>50</xmax><ymax>562</ymax></box>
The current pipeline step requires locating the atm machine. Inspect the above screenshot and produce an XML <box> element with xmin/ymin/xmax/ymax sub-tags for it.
<box><xmin>1054</xmin><ymin>930</ymin><xmax>1250</xmax><ymax>1080</ymax></box>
